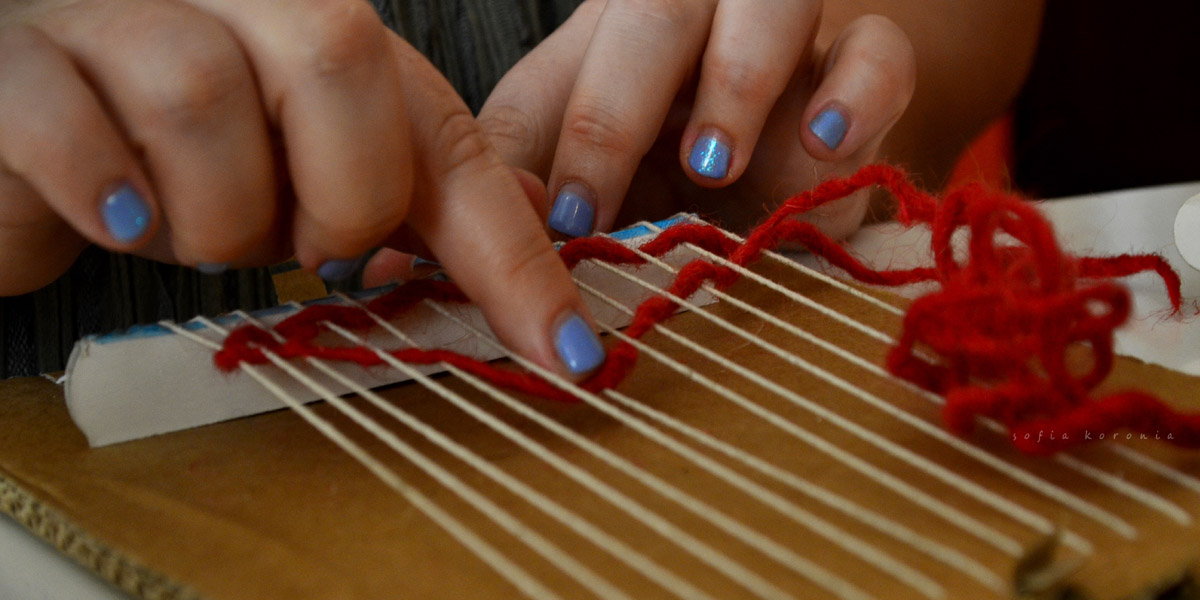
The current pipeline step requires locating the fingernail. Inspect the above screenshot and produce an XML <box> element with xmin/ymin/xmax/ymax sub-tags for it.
<box><xmin>688</xmin><ymin>133</ymin><xmax>731</xmax><ymax>179</ymax></box>
<box><xmin>197</xmin><ymin>263</ymin><xmax>228</xmax><ymax>275</ymax></box>
<box><xmin>554</xmin><ymin>313</ymin><xmax>605</xmax><ymax>375</ymax></box>
<box><xmin>809</xmin><ymin>107</ymin><xmax>849</xmax><ymax>150</ymax></box>
<box><xmin>411</xmin><ymin>256</ymin><xmax>441</xmax><ymax>268</ymax></box>
<box><xmin>317</xmin><ymin>258</ymin><xmax>360</xmax><ymax>282</ymax></box>
<box><xmin>101</xmin><ymin>183</ymin><xmax>151</xmax><ymax>243</ymax></box>
<box><xmin>548</xmin><ymin>184</ymin><xmax>595</xmax><ymax>238</ymax></box>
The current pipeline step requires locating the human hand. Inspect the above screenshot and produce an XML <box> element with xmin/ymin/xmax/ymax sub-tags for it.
<box><xmin>0</xmin><ymin>0</ymin><xmax>605</xmax><ymax>377</ymax></box>
<box><xmin>476</xmin><ymin>0</ymin><xmax>916</xmax><ymax>237</ymax></box>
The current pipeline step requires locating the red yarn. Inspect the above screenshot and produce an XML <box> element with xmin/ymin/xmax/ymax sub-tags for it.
<box><xmin>213</xmin><ymin>164</ymin><xmax>1196</xmax><ymax>455</ymax></box>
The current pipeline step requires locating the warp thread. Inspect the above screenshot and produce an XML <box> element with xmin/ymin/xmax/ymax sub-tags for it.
<box><xmin>215</xmin><ymin>164</ymin><xmax>1194</xmax><ymax>455</ymax></box>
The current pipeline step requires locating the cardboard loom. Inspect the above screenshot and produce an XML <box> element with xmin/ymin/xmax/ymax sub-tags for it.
<box><xmin>2</xmin><ymin>260</ymin><xmax>1199</xmax><ymax>600</ymax></box>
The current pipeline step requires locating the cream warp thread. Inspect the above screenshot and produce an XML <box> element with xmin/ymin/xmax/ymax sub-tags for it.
<box><xmin>163</xmin><ymin>318</ymin><xmax>564</xmax><ymax>600</ymax></box>
<box><xmin>588</xmin><ymin>240</ymin><xmax>1100</xmax><ymax>551</ymax></box>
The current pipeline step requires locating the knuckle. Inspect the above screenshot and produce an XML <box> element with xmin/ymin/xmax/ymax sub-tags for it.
<box><xmin>293</xmin><ymin>0</ymin><xmax>386</xmax><ymax>78</ymax></box>
<box><xmin>706</xmin><ymin>58</ymin><xmax>779</xmax><ymax>107</ymax></box>
<box><xmin>146</xmin><ymin>42</ymin><xmax>247</xmax><ymax>128</ymax></box>
<box><xmin>430</xmin><ymin>110</ymin><xmax>496</xmax><ymax>177</ymax></box>
<box><xmin>478</xmin><ymin>104</ymin><xmax>543</xmax><ymax>160</ymax></box>
<box><xmin>563</xmin><ymin>100</ymin><xmax>638</xmax><ymax>157</ymax></box>
<box><xmin>496</xmin><ymin>234</ymin><xmax>562</xmax><ymax>290</ymax></box>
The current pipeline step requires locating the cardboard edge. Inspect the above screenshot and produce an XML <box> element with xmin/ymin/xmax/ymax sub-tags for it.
<box><xmin>0</xmin><ymin>473</ymin><xmax>202</xmax><ymax>600</ymax></box>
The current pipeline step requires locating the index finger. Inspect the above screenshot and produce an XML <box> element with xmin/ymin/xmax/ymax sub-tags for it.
<box><xmin>390</xmin><ymin>37</ymin><xmax>605</xmax><ymax>378</ymax></box>
<box><xmin>545</xmin><ymin>0</ymin><xmax>717</xmax><ymax>237</ymax></box>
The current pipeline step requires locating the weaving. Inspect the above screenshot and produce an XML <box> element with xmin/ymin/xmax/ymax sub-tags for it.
<box><xmin>215</xmin><ymin>164</ymin><xmax>1193</xmax><ymax>455</ymax></box>
<box><xmin>5</xmin><ymin>164</ymin><xmax>1200</xmax><ymax>600</ymax></box>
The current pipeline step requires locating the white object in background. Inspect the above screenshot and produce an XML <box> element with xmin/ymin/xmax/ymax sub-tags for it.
<box><xmin>1173</xmin><ymin>193</ymin><xmax>1200</xmax><ymax>271</ymax></box>
<box><xmin>808</xmin><ymin>181</ymin><xmax>1200</xmax><ymax>377</ymax></box>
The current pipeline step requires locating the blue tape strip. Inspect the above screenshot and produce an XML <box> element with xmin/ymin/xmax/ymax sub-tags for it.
<box><xmin>89</xmin><ymin>215</ymin><xmax>697</xmax><ymax>345</ymax></box>
<box><xmin>90</xmin><ymin>285</ymin><xmax>396</xmax><ymax>345</ymax></box>
<box><xmin>608</xmin><ymin>215</ymin><xmax>689</xmax><ymax>241</ymax></box>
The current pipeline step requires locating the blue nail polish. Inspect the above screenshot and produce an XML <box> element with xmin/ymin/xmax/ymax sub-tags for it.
<box><xmin>197</xmin><ymin>263</ymin><xmax>228</xmax><ymax>275</ymax></box>
<box><xmin>555</xmin><ymin>314</ymin><xmax>605</xmax><ymax>375</ymax></box>
<box><xmin>548</xmin><ymin>186</ymin><xmax>595</xmax><ymax>238</ymax></box>
<box><xmin>412</xmin><ymin>256</ymin><xmax>441</xmax><ymax>268</ymax></box>
<box><xmin>689</xmin><ymin>134</ymin><xmax>731</xmax><ymax>179</ymax></box>
<box><xmin>809</xmin><ymin>107</ymin><xmax>849</xmax><ymax>150</ymax></box>
<box><xmin>101</xmin><ymin>183</ymin><xmax>151</xmax><ymax>243</ymax></box>
<box><xmin>317</xmin><ymin>258</ymin><xmax>360</xmax><ymax>282</ymax></box>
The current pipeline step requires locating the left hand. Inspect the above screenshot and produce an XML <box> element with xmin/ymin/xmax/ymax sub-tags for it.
<box><xmin>0</xmin><ymin>0</ymin><xmax>607</xmax><ymax>378</ymax></box>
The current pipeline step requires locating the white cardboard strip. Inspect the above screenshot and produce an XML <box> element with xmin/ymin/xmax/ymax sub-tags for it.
<box><xmin>64</xmin><ymin>220</ymin><xmax>714</xmax><ymax>447</ymax></box>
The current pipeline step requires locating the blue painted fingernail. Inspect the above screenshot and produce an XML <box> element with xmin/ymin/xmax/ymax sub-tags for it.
<box><xmin>809</xmin><ymin>107</ymin><xmax>849</xmax><ymax>150</ymax></box>
<box><xmin>548</xmin><ymin>184</ymin><xmax>595</xmax><ymax>238</ymax></box>
<box><xmin>412</xmin><ymin>256</ymin><xmax>441</xmax><ymax>268</ymax></box>
<box><xmin>555</xmin><ymin>313</ymin><xmax>605</xmax><ymax>375</ymax></box>
<box><xmin>197</xmin><ymin>263</ymin><xmax>228</xmax><ymax>275</ymax></box>
<box><xmin>317</xmin><ymin>258</ymin><xmax>360</xmax><ymax>282</ymax></box>
<box><xmin>101</xmin><ymin>183</ymin><xmax>151</xmax><ymax>243</ymax></box>
<box><xmin>689</xmin><ymin>134</ymin><xmax>731</xmax><ymax>179</ymax></box>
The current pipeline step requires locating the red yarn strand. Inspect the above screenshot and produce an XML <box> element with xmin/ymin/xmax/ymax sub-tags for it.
<box><xmin>213</xmin><ymin>165</ymin><xmax>1194</xmax><ymax>455</ymax></box>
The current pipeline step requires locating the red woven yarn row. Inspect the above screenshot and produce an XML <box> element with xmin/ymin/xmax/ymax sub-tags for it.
<box><xmin>214</xmin><ymin>164</ymin><xmax>1197</xmax><ymax>455</ymax></box>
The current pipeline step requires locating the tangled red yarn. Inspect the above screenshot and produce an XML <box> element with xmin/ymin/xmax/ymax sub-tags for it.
<box><xmin>215</xmin><ymin>164</ymin><xmax>1198</xmax><ymax>455</ymax></box>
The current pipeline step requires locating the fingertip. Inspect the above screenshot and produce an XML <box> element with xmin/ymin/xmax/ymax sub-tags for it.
<box><xmin>548</xmin><ymin>182</ymin><xmax>596</xmax><ymax>238</ymax></box>
<box><xmin>100</xmin><ymin>181</ymin><xmax>154</xmax><ymax>244</ymax></box>
<box><xmin>553</xmin><ymin>311</ymin><xmax>606</xmax><ymax>377</ymax></box>
<box><xmin>362</xmin><ymin>249</ymin><xmax>442</xmax><ymax>288</ymax></box>
<box><xmin>801</xmin><ymin>15</ymin><xmax>915</xmax><ymax>161</ymax></box>
<box><xmin>686</xmin><ymin>129</ymin><xmax>733</xmax><ymax>182</ymax></box>
<box><xmin>806</xmin><ymin>104</ymin><xmax>850</xmax><ymax>153</ymax></box>
<box><xmin>316</xmin><ymin>256</ymin><xmax>364</xmax><ymax>283</ymax></box>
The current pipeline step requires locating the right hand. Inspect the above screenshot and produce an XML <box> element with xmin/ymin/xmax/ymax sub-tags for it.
<box><xmin>474</xmin><ymin>1</ymin><xmax>917</xmax><ymax>239</ymax></box>
<box><xmin>0</xmin><ymin>0</ymin><xmax>605</xmax><ymax>377</ymax></box>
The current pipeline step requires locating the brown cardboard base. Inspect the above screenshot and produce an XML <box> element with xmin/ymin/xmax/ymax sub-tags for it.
<box><xmin>3</xmin><ymin>261</ymin><xmax>1199</xmax><ymax>599</ymax></box>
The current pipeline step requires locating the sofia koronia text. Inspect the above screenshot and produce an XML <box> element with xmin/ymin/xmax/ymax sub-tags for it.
<box><xmin>1013</xmin><ymin>430</ymin><xmax>1176</xmax><ymax>443</ymax></box>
